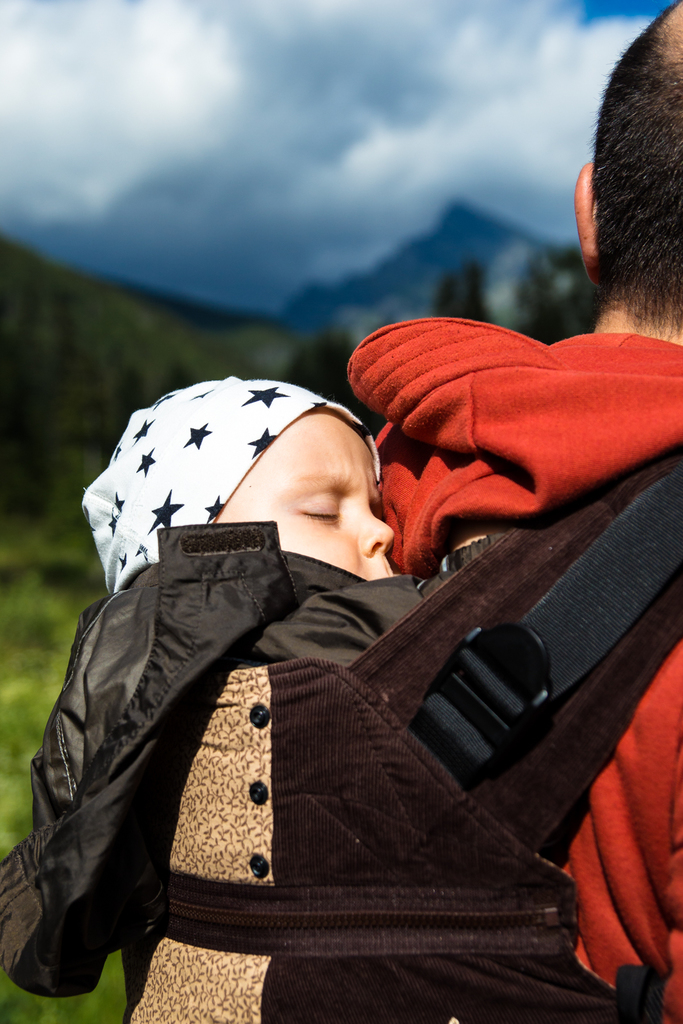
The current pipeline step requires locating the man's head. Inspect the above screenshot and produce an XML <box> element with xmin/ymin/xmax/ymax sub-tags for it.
<box><xmin>83</xmin><ymin>377</ymin><xmax>386</xmax><ymax>591</ymax></box>
<box><xmin>575</xmin><ymin>1</ymin><xmax>683</xmax><ymax>338</ymax></box>
<box><xmin>217</xmin><ymin>408</ymin><xmax>393</xmax><ymax>580</ymax></box>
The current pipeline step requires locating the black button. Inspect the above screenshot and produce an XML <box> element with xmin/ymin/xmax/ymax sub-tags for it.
<box><xmin>249</xmin><ymin>781</ymin><xmax>269</xmax><ymax>805</ymax></box>
<box><xmin>250</xmin><ymin>854</ymin><xmax>270</xmax><ymax>879</ymax></box>
<box><xmin>250</xmin><ymin>704</ymin><xmax>270</xmax><ymax>729</ymax></box>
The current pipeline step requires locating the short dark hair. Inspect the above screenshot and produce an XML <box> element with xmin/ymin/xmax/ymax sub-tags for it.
<box><xmin>594</xmin><ymin>1</ymin><xmax>683</xmax><ymax>332</ymax></box>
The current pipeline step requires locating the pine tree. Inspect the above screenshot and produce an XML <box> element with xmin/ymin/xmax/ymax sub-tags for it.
<box><xmin>433</xmin><ymin>261</ymin><xmax>490</xmax><ymax>322</ymax></box>
<box><xmin>515</xmin><ymin>247</ymin><xmax>596</xmax><ymax>344</ymax></box>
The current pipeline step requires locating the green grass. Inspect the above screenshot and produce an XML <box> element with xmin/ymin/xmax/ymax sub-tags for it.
<box><xmin>0</xmin><ymin>518</ymin><xmax>127</xmax><ymax>1022</ymax></box>
<box><xmin>0</xmin><ymin>957</ymin><xmax>126</xmax><ymax>1024</ymax></box>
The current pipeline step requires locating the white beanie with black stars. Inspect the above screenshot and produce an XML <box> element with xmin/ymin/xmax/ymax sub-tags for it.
<box><xmin>83</xmin><ymin>377</ymin><xmax>379</xmax><ymax>593</ymax></box>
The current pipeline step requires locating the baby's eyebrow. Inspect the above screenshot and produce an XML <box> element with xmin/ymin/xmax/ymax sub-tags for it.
<box><xmin>294</xmin><ymin>471</ymin><xmax>355</xmax><ymax>492</ymax></box>
<box><xmin>293</xmin><ymin>470</ymin><xmax>379</xmax><ymax>499</ymax></box>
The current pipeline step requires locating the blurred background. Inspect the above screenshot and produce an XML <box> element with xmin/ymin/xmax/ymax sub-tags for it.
<box><xmin>0</xmin><ymin>0</ymin><xmax>668</xmax><ymax>1019</ymax></box>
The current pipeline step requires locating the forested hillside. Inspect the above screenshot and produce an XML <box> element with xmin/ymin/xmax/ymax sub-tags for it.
<box><xmin>0</xmin><ymin>234</ymin><xmax>300</xmax><ymax>523</ymax></box>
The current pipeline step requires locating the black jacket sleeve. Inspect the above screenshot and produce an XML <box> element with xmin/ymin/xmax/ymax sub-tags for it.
<box><xmin>0</xmin><ymin>522</ymin><xmax>297</xmax><ymax>997</ymax></box>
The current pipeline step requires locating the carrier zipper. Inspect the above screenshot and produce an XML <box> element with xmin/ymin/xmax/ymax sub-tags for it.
<box><xmin>168</xmin><ymin>901</ymin><xmax>561</xmax><ymax>930</ymax></box>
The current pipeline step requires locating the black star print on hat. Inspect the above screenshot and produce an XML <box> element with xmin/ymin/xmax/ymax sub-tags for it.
<box><xmin>191</xmin><ymin>390</ymin><xmax>213</xmax><ymax>400</ymax></box>
<box><xmin>149</xmin><ymin>491</ymin><xmax>184</xmax><ymax>533</ymax></box>
<box><xmin>136</xmin><ymin>543</ymin><xmax>149</xmax><ymax>562</ymax></box>
<box><xmin>113</xmin><ymin>445</ymin><xmax>122</xmax><ymax>461</ymax></box>
<box><xmin>312</xmin><ymin>401</ymin><xmax>327</xmax><ymax>408</ymax></box>
<box><xmin>133</xmin><ymin>419</ymin><xmax>154</xmax><ymax>445</ymax></box>
<box><xmin>351</xmin><ymin>421</ymin><xmax>372</xmax><ymax>439</ymax></box>
<box><xmin>243</xmin><ymin>387</ymin><xmax>288</xmax><ymax>409</ymax></box>
<box><xmin>205</xmin><ymin>496</ymin><xmax>224</xmax><ymax>522</ymax></box>
<box><xmin>153</xmin><ymin>392</ymin><xmax>176</xmax><ymax>409</ymax></box>
<box><xmin>248</xmin><ymin>428</ymin><xmax>277</xmax><ymax>458</ymax></box>
<box><xmin>108</xmin><ymin>514</ymin><xmax>118</xmax><ymax>535</ymax></box>
<box><xmin>119</xmin><ymin>553</ymin><xmax>127</xmax><ymax>570</ymax></box>
<box><xmin>137</xmin><ymin>450</ymin><xmax>156</xmax><ymax>477</ymax></box>
<box><xmin>184</xmin><ymin>424</ymin><xmax>212</xmax><ymax>450</ymax></box>
<box><xmin>114</xmin><ymin>493</ymin><xmax>125</xmax><ymax>513</ymax></box>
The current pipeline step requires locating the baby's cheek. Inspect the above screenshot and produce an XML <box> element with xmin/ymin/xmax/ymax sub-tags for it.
<box><xmin>276</xmin><ymin>518</ymin><xmax>329</xmax><ymax>559</ymax></box>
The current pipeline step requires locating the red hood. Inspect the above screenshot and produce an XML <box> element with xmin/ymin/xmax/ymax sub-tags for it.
<box><xmin>348</xmin><ymin>318</ymin><xmax>683</xmax><ymax>576</ymax></box>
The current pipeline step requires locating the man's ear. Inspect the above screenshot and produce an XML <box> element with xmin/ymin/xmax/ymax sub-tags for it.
<box><xmin>575</xmin><ymin>163</ymin><xmax>600</xmax><ymax>285</ymax></box>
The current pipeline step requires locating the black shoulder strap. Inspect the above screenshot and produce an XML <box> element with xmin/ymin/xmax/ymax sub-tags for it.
<box><xmin>617</xmin><ymin>966</ymin><xmax>665</xmax><ymax>1024</ymax></box>
<box><xmin>411</xmin><ymin>457</ymin><xmax>683</xmax><ymax>790</ymax></box>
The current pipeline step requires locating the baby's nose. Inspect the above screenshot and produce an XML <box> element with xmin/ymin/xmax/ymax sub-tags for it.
<box><xmin>366</xmin><ymin>515</ymin><xmax>394</xmax><ymax>557</ymax></box>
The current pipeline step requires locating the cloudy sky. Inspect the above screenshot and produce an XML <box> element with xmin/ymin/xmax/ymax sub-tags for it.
<box><xmin>0</xmin><ymin>0</ymin><xmax>667</xmax><ymax>312</ymax></box>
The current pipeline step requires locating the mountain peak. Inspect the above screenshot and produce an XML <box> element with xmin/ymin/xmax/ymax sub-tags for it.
<box><xmin>283</xmin><ymin>201</ymin><xmax>541</xmax><ymax>335</ymax></box>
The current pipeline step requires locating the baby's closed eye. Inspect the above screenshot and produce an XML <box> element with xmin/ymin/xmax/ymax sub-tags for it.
<box><xmin>303</xmin><ymin>511</ymin><xmax>340</xmax><ymax>523</ymax></box>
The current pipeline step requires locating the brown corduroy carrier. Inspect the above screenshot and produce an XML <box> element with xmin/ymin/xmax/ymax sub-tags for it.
<box><xmin>128</xmin><ymin>457</ymin><xmax>683</xmax><ymax>1024</ymax></box>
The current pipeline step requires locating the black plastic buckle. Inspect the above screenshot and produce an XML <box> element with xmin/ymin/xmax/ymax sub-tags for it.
<box><xmin>431</xmin><ymin>623</ymin><xmax>551</xmax><ymax>773</ymax></box>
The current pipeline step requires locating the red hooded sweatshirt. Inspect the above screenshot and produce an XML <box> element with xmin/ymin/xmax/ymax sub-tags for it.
<box><xmin>349</xmin><ymin>318</ymin><xmax>683</xmax><ymax>1024</ymax></box>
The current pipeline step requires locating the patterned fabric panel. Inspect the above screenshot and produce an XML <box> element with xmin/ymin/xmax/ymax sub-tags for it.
<box><xmin>123</xmin><ymin>935</ymin><xmax>269</xmax><ymax>1023</ymax></box>
<box><xmin>138</xmin><ymin>664</ymin><xmax>274</xmax><ymax>885</ymax></box>
<box><xmin>123</xmin><ymin>665</ymin><xmax>274</xmax><ymax>1022</ymax></box>
<box><xmin>169</xmin><ymin>665</ymin><xmax>274</xmax><ymax>884</ymax></box>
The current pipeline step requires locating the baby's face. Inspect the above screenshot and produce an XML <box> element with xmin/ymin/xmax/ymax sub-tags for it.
<box><xmin>217</xmin><ymin>408</ymin><xmax>394</xmax><ymax>580</ymax></box>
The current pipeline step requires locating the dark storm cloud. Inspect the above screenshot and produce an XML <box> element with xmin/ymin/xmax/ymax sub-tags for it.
<box><xmin>0</xmin><ymin>0</ymin><xmax>647</xmax><ymax>310</ymax></box>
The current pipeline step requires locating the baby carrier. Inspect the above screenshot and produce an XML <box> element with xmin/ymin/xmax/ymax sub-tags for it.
<box><xmin>2</xmin><ymin>454</ymin><xmax>681</xmax><ymax>1024</ymax></box>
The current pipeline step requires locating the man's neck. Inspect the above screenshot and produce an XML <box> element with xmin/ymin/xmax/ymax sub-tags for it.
<box><xmin>594</xmin><ymin>307</ymin><xmax>683</xmax><ymax>347</ymax></box>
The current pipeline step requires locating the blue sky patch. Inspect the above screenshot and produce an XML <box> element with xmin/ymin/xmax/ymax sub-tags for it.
<box><xmin>583</xmin><ymin>0</ymin><xmax>667</xmax><ymax>19</ymax></box>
